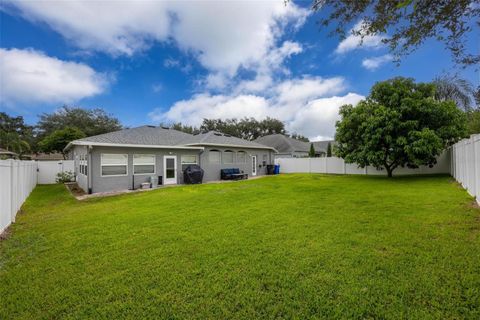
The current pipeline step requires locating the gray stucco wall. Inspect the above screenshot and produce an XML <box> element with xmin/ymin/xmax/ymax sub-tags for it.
<box><xmin>75</xmin><ymin>145</ymin><xmax>273</xmax><ymax>193</ymax></box>
<box><xmin>200</xmin><ymin>146</ymin><xmax>274</xmax><ymax>182</ymax></box>
<box><xmin>89</xmin><ymin>146</ymin><xmax>200</xmax><ymax>193</ymax></box>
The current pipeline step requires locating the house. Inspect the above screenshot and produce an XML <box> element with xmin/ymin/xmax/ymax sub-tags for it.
<box><xmin>64</xmin><ymin>126</ymin><xmax>275</xmax><ymax>194</ymax></box>
<box><xmin>255</xmin><ymin>134</ymin><xmax>332</xmax><ymax>159</ymax></box>
<box><xmin>30</xmin><ymin>153</ymin><xmax>65</xmax><ymax>161</ymax></box>
<box><xmin>254</xmin><ymin>134</ymin><xmax>310</xmax><ymax>159</ymax></box>
<box><xmin>311</xmin><ymin>140</ymin><xmax>335</xmax><ymax>157</ymax></box>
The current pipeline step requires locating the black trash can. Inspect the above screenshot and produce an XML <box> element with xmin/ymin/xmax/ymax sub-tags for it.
<box><xmin>266</xmin><ymin>164</ymin><xmax>275</xmax><ymax>175</ymax></box>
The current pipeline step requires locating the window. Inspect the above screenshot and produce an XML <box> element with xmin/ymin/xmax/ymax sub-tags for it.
<box><xmin>79</xmin><ymin>154</ymin><xmax>87</xmax><ymax>175</ymax></box>
<box><xmin>133</xmin><ymin>154</ymin><xmax>155</xmax><ymax>174</ymax></box>
<box><xmin>237</xmin><ymin>151</ymin><xmax>246</xmax><ymax>163</ymax></box>
<box><xmin>223</xmin><ymin>150</ymin><xmax>234</xmax><ymax>164</ymax></box>
<box><xmin>181</xmin><ymin>155</ymin><xmax>197</xmax><ymax>171</ymax></box>
<box><xmin>101</xmin><ymin>154</ymin><xmax>128</xmax><ymax>176</ymax></box>
<box><xmin>209</xmin><ymin>150</ymin><xmax>221</xmax><ymax>163</ymax></box>
<box><xmin>262</xmin><ymin>154</ymin><xmax>268</xmax><ymax>165</ymax></box>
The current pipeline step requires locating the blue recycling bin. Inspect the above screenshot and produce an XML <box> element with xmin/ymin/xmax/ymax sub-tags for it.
<box><xmin>274</xmin><ymin>164</ymin><xmax>280</xmax><ymax>174</ymax></box>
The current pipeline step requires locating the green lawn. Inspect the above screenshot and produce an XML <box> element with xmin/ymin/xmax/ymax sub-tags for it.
<box><xmin>1</xmin><ymin>174</ymin><xmax>479</xmax><ymax>319</ymax></box>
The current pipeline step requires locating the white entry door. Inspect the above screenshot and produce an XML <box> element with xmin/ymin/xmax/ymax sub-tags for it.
<box><xmin>163</xmin><ymin>155</ymin><xmax>177</xmax><ymax>185</ymax></box>
<box><xmin>252</xmin><ymin>155</ymin><xmax>257</xmax><ymax>176</ymax></box>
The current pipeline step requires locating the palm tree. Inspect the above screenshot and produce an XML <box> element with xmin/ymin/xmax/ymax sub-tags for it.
<box><xmin>0</xmin><ymin>131</ymin><xmax>30</xmax><ymax>156</ymax></box>
<box><xmin>433</xmin><ymin>74</ymin><xmax>475</xmax><ymax>111</ymax></box>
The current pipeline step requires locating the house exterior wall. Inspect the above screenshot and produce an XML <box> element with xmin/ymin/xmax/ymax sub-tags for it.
<box><xmin>89</xmin><ymin>146</ymin><xmax>200</xmax><ymax>193</ymax></box>
<box><xmin>73</xmin><ymin>145</ymin><xmax>273</xmax><ymax>194</ymax></box>
<box><xmin>199</xmin><ymin>146</ymin><xmax>274</xmax><ymax>182</ymax></box>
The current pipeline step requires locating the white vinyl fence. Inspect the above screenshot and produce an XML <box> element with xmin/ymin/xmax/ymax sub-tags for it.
<box><xmin>277</xmin><ymin>151</ymin><xmax>451</xmax><ymax>176</ymax></box>
<box><xmin>451</xmin><ymin>134</ymin><xmax>480</xmax><ymax>204</ymax></box>
<box><xmin>0</xmin><ymin>160</ymin><xmax>38</xmax><ymax>233</ymax></box>
<box><xmin>38</xmin><ymin>160</ymin><xmax>74</xmax><ymax>184</ymax></box>
<box><xmin>0</xmin><ymin>159</ymin><xmax>74</xmax><ymax>233</ymax></box>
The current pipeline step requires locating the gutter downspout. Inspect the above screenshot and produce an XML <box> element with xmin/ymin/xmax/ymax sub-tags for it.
<box><xmin>87</xmin><ymin>145</ymin><xmax>93</xmax><ymax>194</ymax></box>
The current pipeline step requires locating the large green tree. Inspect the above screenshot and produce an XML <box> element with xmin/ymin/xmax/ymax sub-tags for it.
<box><xmin>39</xmin><ymin>127</ymin><xmax>86</xmax><ymax>159</ymax></box>
<box><xmin>335</xmin><ymin>77</ymin><xmax>466</xmax><ymax>177</ymax></box>
<box><xmin>37</xmin><ymin>107</ymin><xmax>122</xmax><ymax>140</ymax></box>
<box><xmin>312</xmin><ymin>0</ymin><xmax>479</xmax><ymax>66</ymax></box>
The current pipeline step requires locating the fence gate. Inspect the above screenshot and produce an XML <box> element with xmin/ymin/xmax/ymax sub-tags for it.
<box><xmin>37</xmin><ymin>160</ymin><xmax>74</xmax><ymax>184</ymax></box>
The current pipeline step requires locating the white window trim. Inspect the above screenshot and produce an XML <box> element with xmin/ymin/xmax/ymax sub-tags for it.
<box><xmin>101</xmin><ymin>153</ymin><xmax>128</xmax><ymax>177</ymax></box>
<box><xmin>223</xmin><ymin>150</ymin><xmax>234</xmax><ymax>164</ymax></box>
<box><xmin>133</xmin><ymin>154</ymin><xmax>156</xmax><ymax>175</ymax></box>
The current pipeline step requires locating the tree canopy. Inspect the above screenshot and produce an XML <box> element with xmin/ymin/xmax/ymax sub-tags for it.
<box><xmin>312</xmin><ymin>0</ymin><xmax>479</xmax><ymax>67</ymax></box>
<box><xmin>39</xmin><ymin>127</ymin><xmax>86</xmax><ymax>159</ymax></box>
<box><xmin>164</xmin><ymin>117</ymin><xmax>309</xmax><ymax>141</ymax></box>
<box><xmin>335</xmin><ymin>77</ymin><xmax>467</xmax><ymax>177</ymax></box>
<box><xmin>37</xmin><ymin>106</ymin><xmax>122</xmax><ymax>139</ymax></box>
<box><xmin>0</xmin><ymin>112</ymin><xmax>33</xmax><ymax>155</ymax></box>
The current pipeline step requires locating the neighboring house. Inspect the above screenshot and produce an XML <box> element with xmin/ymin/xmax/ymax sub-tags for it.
<box><xmin>64</xmin><ymin>126</ymin><xmax>275</xmax><ymax>194</ymax></box>
<box><xmin>254</xmin><ymin>134</ymin><xmax>310</xmax><ymax>159</ymax></box>
<box><xmin>0</xmin><ymin>148</ymin><xmax>18</xmax><ymax>159</ymax></box>
<box><xmin>30</xmin><ymin>153</ymin><xmax>65</xmax><ymax>161</ymax></box>
<box><xmin>311</xmin><ymin>140</ymin><xmax>335</xmax><ymax>157</ymax></box>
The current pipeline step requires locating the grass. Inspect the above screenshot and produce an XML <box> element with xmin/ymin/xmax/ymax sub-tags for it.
<box><xmin>1</xmin><ymin>174</ymin><xmax>479</xmax><ymax>319</ymax></box>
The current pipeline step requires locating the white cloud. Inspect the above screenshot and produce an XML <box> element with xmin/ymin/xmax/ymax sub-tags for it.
<box><xmin>362</xmin><ymin>54</ymin><xmax>393</xmax><ymax>70</ymax></box>
<box><xmin>3</xmin><ymin>0</ymin><xmax>308</xmax><ymax>76</ymax></box>
<box><xmin>275</xmin><ymin>76</ymin><xmax>346</xmax><ymax>105</ymax></box>
<box><xmin>335</xmin><ymin>20</ymin><xmax>385</xmax><ymax>54</ymax></box>
<box><xmin>149</xmin><ymin>76</ymin><xmax>364</xmax><ymax>140</ymax></box>
<box><xmin>0</xmin><ymin>48</ymin><xmax>108</xmax><ymax>106</ymax></box>
<box><xmin>287</xmin><ymin>93</ymin><xmax>363</xmax><ymax>138</ymax></box>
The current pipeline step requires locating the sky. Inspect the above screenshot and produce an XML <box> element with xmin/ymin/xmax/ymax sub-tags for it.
<box><xmin>0</xmin><ymin>1</ymin><xmax>478</xmax><ymax>141</ymax></box>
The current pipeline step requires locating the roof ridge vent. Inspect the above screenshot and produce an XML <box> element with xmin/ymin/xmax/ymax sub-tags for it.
<box><xmin>146</xmin><ymin>125</ymin><xmax>156</xmax><ymax>128</ymax></box>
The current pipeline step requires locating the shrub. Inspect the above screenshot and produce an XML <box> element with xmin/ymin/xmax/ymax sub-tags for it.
<box><xmin>56</xmin><ymin>171</ymin><xmax>75</xmax><ymax>183</ymax></box>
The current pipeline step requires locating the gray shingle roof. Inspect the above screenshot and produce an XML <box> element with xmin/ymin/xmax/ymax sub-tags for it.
<box><xmin>312</xmin><ymin>140</ymin><xmax>335</xmax><ymax>153</ymax></box>
<box><xmin>254</xmin><ymin>134</ymin><xmax>310</xmax><ymax>153</ymax></box>
<box><xmin>73</xmin><ymin>126</ymin><xmax>194</xmax><ymax>146</ymax></box>
<box><xmin>186</xmin><ymin>131</ymin><xmax>271</xmax><ymax>149</ymax></box>
<box><xmin>68</xmin><ymin>126</ymin><xmax>273</xmax><ymax>150</ymax></box>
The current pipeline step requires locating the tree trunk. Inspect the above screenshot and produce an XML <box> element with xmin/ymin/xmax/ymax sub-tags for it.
<box><xmin>385</xmin><ymin>165</ymin><xmax>393</xmax><ymax>178</ymax></box>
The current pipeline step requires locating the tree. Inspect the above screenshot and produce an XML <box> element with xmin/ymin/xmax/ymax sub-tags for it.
<box><xmin>309</xmin><ymin>143</ymin><xmax>316</xmax><ymax>157</ymax></box>
<box><xmin>0</xmin><ymin>112</ymin><xmax>34</xmax><ymax>155</ymax></box>
<box><xmin>326</xmin><ymin>142</ymin><xmax>332</xmax><ymax>157</ymax></box>
<box><xmin>335</xmin><ymin>77</ymin><xmax>467</xmax><ymax>177</ymax></box>
<box><xmin>168</xmin><ymin>122</ymin><xmax>200</xmax><ymax>135</ymax></box>
<box><xmin>312</xmin><ymin>0</ymin><xmax>479</xmax><ymax>66</ymax></box>
<box><xmin>198</xmin><ymin>117</ymin><xmax>286</xmax><ymax>140</ymax></box>
<box><xmin>433</xmin><ymin>74</ymin><xmax>475</xmax><ymax>111</ymax></box>
<box><xmin>39</xmin><ymin>127</ymin><xmax>86</xmax><ymax>159</ymax></box>
<box><xmin>289</xmin><ymin>133</ymin><xmax>309</xmax><ymax>142</ymax></box>
<box><xmin>467</xmin><ymin>110</ymin><xmax>480</xmax><ymax>134</ymax></box>
<box><xmin>0</xmin><ymin>131</ymin><xmax>30</xmax><ymax>156</ymax></box>
<box><xmin>37</xmin><ymin>106</ymin><xmax>122</xmax><ymax>140</ymax></box>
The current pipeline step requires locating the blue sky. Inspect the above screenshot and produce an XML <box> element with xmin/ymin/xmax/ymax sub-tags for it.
<box><xmin>0</xmin><ymin>1</ymin><xmax>478</xmax><ymax>140</ymax></box>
